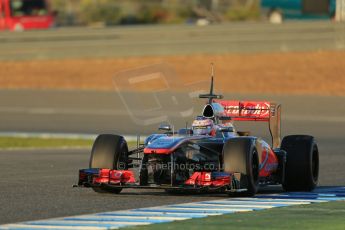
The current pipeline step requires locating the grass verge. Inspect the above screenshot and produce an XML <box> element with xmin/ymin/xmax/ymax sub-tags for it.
<box><xmin>0</xmin><ymin>136</ymin><xmax>94</xmax><ymax>149</ymax></box>
<box><xmin>0</xmin><ymin>136</ymin><xmax>138</xmax><ymax>149</ymax></box>
<box><xmin>127</xmin><ymin>201</ymin><xmax>345</xmax><ymax>230</ymax></box>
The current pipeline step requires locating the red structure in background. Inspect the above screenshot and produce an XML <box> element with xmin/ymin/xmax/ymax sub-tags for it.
<box><xmin>0</xmin><ymin>0</ymin><xmax>54</xmax><ymax>31</ymax></box>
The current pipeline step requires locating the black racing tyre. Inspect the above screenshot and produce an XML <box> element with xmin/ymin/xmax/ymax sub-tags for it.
<box><xmin>89</xmin><ymin>134</ymin><xmax>128</xmax><ymax>193</ymax></box>
<box><xmin>281</xmin><ymin>135</ymin><xmax>319</xmax><ymax>191</ymax></box>
<box><xmin>223</xmin><ymin>138</ymin><xmax>259</xmax><ymax>196</ymax></box>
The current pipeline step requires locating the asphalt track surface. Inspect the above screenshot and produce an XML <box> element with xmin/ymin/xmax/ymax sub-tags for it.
<box><xmin>0</xmin><ymin>21</ymin><xmax>344</xmax><ymax>60</ymax></box>
<box><xmin>0</xmin><ymin>89</ymin><xmax>344</xmax><ymax>225</ymax></box>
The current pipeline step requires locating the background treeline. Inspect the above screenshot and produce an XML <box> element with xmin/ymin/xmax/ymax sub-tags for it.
<box><xmin>50</xmin><ymin>0</ymin><xmax>260</xmax><ymax>26</ymax></box>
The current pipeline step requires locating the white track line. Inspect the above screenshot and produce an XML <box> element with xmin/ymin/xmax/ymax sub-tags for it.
<box><xmin>64</xmin><ymin>215</ymin><xmax>189</xmax><ymax>221</ymax></box>
<box><xmin>170</xmin><ymin>203</ymin><xmax>278</xmax><ymax>209</ymax></box>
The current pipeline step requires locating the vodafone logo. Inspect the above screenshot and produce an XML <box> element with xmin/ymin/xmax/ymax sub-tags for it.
<box><xmin>219</xmin><ymin>101</ymin><xmax>271</xmax><ymax>118</ymax></box>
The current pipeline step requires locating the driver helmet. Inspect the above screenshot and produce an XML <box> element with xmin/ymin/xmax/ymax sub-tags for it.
<box><xmin>192</xmin><ymin>117</ymin><xmax>214</xmax><ymax>135</ymax></box>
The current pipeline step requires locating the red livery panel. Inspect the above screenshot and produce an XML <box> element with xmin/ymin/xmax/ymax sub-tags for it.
<box><xmin>144</xmin><ymin>148</ymin><xmax>172</xmax><ymax>154</ymax></box>
<box><xmin>93</xmin><ymin>169</ymin><xmax>136</xmax><ymax>185</ymax></box>
<box><xmin>184</xmin><ymin>172</ymin><xmax>231</xmax><ymax>187</ymax></box>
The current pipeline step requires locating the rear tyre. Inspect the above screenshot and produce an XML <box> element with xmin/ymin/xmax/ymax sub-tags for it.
<box><xmin>89</xmin><ymin>134</ymin><xmax>129</xmax><ymax>193</ymax></box>
<box><xmin>281</xmin><ymin>135</ymin><xmax>319</xmax><ymax>191</ymax></box>
<box><xmin>223</xmin><ymin>138</ymin><xmax>259</xmax><ymax>196</ymax></box>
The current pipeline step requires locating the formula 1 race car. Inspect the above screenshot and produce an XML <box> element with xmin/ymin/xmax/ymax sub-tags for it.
<box><xmin>76</xmin><ymin>77</ymin><xmax>319</xmax><ymax>196</ymax></box>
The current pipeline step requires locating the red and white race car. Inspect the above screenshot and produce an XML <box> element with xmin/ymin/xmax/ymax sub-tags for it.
<box><xmin>77</xmin><ymin>77</ymin><xmax>319</xmax><ymax>196</ymax></box>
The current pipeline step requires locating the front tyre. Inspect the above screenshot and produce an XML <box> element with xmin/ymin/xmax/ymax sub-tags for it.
<box><xmin>89</xmin><ymin>134</ymin><xmax>129</xmax><ymax>193</ymax></box>
<box><xmin>281</xmin><ymin>135</ymin><xmax>319</xmax><ymax>191</ymax></box>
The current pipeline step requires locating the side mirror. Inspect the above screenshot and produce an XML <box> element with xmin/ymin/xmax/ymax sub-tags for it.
<box><xmin>158</xmin><ymin>124</ymin><xmax>172</xmax><ymax>131</ymax></box>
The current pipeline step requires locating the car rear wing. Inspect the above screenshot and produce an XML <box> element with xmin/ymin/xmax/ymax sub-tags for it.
<box><xmin>215</xmin><ymin>100</ymin><xmax>281</xmax><ymax>148</ymax></box>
